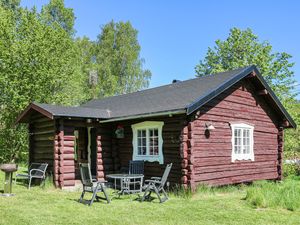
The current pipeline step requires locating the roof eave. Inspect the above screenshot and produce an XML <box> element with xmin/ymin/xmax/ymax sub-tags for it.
<box><xmin>100</xmin><ymin>109</ymin><xmax>186</xmax><ymax>123</ymax></box>
<box><xmin>16</xmin><ymin>103</ymin><xmax>54</xmax><ymax>124</ymax></box>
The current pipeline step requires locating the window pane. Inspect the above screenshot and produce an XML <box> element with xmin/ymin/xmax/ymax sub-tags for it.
<box><xmin>234</xmin><ymin>146</ymin><xmax>241</xmax><ymax>154</ymax></box>
<box><xmin>149</xmin><ymin>128</ymin><xmax>159</xmax><ymax>155</ymax></box>
<box><xmin>137</xmin><ymin>129</ymin><xmax>147</xmax><ymax>155</ymax></box>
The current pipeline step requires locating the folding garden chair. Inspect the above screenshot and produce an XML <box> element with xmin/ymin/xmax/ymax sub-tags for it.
<box><xmin>79</xmin><ymin>163</ymin><xmax>110</xmax><ymax>206</ymax></box>
<box><xmin>141</xmin><ymin>163</ymin><xmax>172</xmax><ymax>203</ymax></box>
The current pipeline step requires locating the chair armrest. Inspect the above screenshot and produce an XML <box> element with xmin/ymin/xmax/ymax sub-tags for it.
<box><xmin>150</xmin><ymin>177</ymin><xmax>161</xmax><ymax>181</ymax></box>
<box><xmin>30</xmin><ymin>169</ymin><xmax>45</xmax><ymax>176</ymax></box>
<box><xmin>144</xmin><ymin>179</ymin><xmax>162</xmax><ymax>185</ymax></box>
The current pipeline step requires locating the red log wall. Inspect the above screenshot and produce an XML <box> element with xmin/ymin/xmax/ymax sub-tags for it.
<box><xmin>188</xmin><ymin>80</ymin><xmax>281</xmax><ymax>186</ymax></box>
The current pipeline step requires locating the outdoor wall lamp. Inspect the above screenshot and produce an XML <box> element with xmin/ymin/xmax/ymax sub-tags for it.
<box><xmin>205</xmin><ymin>123</ymin><xmax>215</xmax><ymax>131</ymax></box>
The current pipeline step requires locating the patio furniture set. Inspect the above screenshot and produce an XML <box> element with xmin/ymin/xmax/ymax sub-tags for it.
<box><xmin>79</xmin><ymin>161</ymin><xmax>173</xmax><ymax>206</ymax></box>
<box><xmin>7</xmin><ymin>161</ymin><xmax>172</xmax><ymax>206</ymax></box>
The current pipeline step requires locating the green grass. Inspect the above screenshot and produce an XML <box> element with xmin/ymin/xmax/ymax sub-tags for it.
<box><xmin>1</xmin><ymin>170</ymin><xmax>300</xmax><ymax>225</ymax></box>
<box><xmin>246</xmin><ymin>178</ymin><xmax>300</xmax><ymax>211</ymax></box>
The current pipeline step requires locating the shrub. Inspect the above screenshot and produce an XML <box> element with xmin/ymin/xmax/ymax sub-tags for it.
<box><xmin>283</xmin><ymin>163</ymin><xmax>300</xmax><ymax>177</ymax></box>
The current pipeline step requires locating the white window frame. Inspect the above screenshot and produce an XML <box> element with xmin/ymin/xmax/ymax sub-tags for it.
<box><xmin>132</xmin><ymin>121</ymin><xmax>164</xmax><ymax>164</ymax></box>
<box><xmin>230</xmin><ymin>123</ymin><xmax>254</xmax><ymax>162</ymax></box>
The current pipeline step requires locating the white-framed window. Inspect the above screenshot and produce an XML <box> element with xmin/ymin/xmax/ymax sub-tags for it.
<box><xmin>132</xmin><ymin>121</ymin><xmax>164</xmax><ymax>164</ymax></box>
<box><xmin>230</xmin><ymin>123</ymin><xmax>254</xmax><ymax>162</ymax></box>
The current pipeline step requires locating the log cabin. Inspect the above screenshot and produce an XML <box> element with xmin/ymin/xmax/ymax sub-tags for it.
<box><xmin>16</xmin><ymin>65</ymin><xmax>296</xmax><ymax>190</ymax></box>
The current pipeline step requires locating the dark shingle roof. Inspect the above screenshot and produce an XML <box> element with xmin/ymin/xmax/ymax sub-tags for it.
<box><xmin>82</xmin><ymin>66</ymin><xmax>251</xmax><ymax>118</ymax></box>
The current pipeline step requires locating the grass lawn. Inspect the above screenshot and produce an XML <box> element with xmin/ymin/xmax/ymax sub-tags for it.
<box><xmin>1</xmin><ymin>170</ymin><xmax>300</xmax><ymax>225</ymax></box>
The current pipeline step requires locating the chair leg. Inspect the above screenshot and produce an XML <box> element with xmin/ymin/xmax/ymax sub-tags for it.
<box><xmin>89</xmin><ymin>184</ymin><xmax>100</xmax><ymax>206</ymax></box>
<box><xmin>79</xmin><ymin>190</ymin><xmax>85</xmax><ymax>203</ymax></box>
<box><xmin>28</xmin><ymin>177</ymin><xmax>32</xmax><ymax>189</ymax></box>
<box><xmin>160</xmin><ymin>188</ymin><xmax>168</xmax><ymax>203</ymax></box>
<box><xmin>101</xmin><ymin>183</ymin><xmax>110</xmax><ymax>203</ymax></box>
<box><xmin>153</xmin><ymin>186</ymin><xmax>162</xmax><ymax>203</ymax></box>
<box><xmin>141</xmin><ymin>186</ymin><xmax>151</xmax><ymax>202</ymax></box>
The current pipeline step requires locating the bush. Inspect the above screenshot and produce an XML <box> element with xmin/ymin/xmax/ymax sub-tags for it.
<box><xmin>245</xmin><ymin>179</ymin><xmax>300</xmax><ymax>211</ymax></box>
<box><xmin>283</xmin><ymin>163</ymin><xmax>300</xmax><ymax>177</ymax></box>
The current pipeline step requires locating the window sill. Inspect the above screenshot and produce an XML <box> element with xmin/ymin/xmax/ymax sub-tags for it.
<box><xmin>231</xmin><ymin>157</ymin><xmax>255</xmax><ymax>162</ymax></box>
<box><xmin>133</xmin><ymin>155</ymin><xmax>163</xmax><ymax>164</ymax></box>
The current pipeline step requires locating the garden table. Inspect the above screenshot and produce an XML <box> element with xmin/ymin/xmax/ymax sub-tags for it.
<box><xmin>107</xmin><ymin>174</ymin><xmax>144</xmax><ymax>195</ymax></box>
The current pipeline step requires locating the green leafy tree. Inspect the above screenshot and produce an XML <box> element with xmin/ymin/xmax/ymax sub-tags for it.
<box><xmin>94</xmin><ymin>21</ymin><xmax>151</xmax><ymax>98</ymax></box>
<box><xmin>0</xmin><ymin>0</ymin><xmax>20</xmax><ymax>11</ymax></box>
<box><xmin>40</xmin><ymin>0</ymin><xmax>75</xmax><ymax>35</ymax></box>
<box><xmin>195</xmin><ymin>28</ymin><xmax>296</xmax><ymax>103</ymax></box>
<box><xmin>75</xmin><ymin>36</ymin><xmax>97</xmax><ymax>99</ymax></box>
<box><xmin>0</xmin><ymin>6</ymin><xmax>81</xmax><ymax>162</ymax></box>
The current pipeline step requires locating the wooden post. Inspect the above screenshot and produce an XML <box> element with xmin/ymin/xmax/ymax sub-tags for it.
<box><xmin>180</xmin><ymin>120</ymin><xmax>195</xmax><ymax>189</ymax></box>
<box><xmin>277</xmin><ymin>127</ymin><xmax>284</xmax><ymax>180</ymax></box>
<box><xmin>58</xmin><ymin>119</ymin><xmax>64</xmax><ymax>188</ymax></box>
<box><xmin>96</xmin><ymin>131</ymin><xmax>104</xmax><ymax>180</ymax></box>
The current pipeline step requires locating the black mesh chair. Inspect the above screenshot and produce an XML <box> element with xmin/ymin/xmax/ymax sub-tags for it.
<box><xmin>15</xmin><ymin>163</ymin><xmax>48</xmax><ymax>189</ymax></box>
<box><xmin>141</xmin><ymin>163</ymin><xmax>172</xmax><ymax>203</ymax></box>
<box><xmin>129</xmin><ymin>160</ymin><xmax>144</xmax><ymax>174</ymax></box>
<box><xmin>79</xmin><ymin>163</ymin><xmax>110</xmax><ymax>206</ymax></box>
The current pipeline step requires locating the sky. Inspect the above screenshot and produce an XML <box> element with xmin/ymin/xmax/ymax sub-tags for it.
<box><xmin>21</xmin><ymin>0</ymin><xmax>300</xmax><ymax>94</ymax></box>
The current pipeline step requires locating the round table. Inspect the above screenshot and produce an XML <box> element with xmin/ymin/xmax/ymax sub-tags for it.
<box><xmin>107</xmin><ymin>174</ymin><xmax>144</xmax><ymax>195</ymax></box>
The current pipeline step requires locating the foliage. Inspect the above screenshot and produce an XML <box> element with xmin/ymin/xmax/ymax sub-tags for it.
<box><xmin>93</xmin><ymin>20</ymin><xmax>151</xmax><ymax>98</ymax></box>
<box><xmin>0</xmin><ymin>0</ymin><xmax>20</xmax><ymax>11</ymax></box>
<box><xmin>195</xmin><ymin>28</ymin><xmax>296</xmax><ymax>103</ymax></box>
<box><xmin>283</xmin><ymin>163</ymin><xmax>300</xmax><ymax>177</ymax></box>
<box><xmin>40</xmin><ymin>0</ymin><xmax>75</xmax><ymax>36</ymax></box>
<box><xmin>284</xmin><ymin>101</ymin><xmax>300</xmax><ymax>159</ymax></box>
<box><xmin>0</xmin><ymin>5</ymin><xmax>84</xmax><ymax>162</ymax></box>
<box><xmin>246</xmin><ymin>179</ymin><xmax>300</xmax><ymax>211</ymax></box>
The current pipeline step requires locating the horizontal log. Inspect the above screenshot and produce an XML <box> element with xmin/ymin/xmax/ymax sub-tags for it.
<box><xmin>62</xmin><ymin>147</ymin><xmax>74</xmax><ymax>154</ymax></box>
<box><xmin>64</xmin><ymin>136</ymin><xmax>75</xmax><ymax>141</ymax></box>
<box><xmin>181</xmin><ymin>159</ymin><xmax>188</xmax><ymax>169</ymax></box>
<box><xmin>59</xmin><ymin>160</ymin><xmax>75</xmax><ymax>167</ymax></box>
<box><xmin>97</xmin><ymin>171</ymin><xmax>105</xmax><ymax>178</ymax></box>
<box><xmin>63</xmin><ymin>180</ymin><xmax>75</xmax><ymax>186</ymax></box>
<box><xmin>34</xmin><ymin>121</ymin><xmax>54</xmax><ymax>129</ymax></box>
<box><xmin>59</xmin><ymin>166</ymin><xmax>75</xmax><ymax>174</ymax></box>
<box><xmin>195</xmin><ymin>167</ymin><xmax>277</xmax><ymax>181</ymax></box>
<box><xmin>198</xmin><ymin>172</ymin><xmax>278</xmax><ymax>186</ymax></box>
<box><xmin>63</xmin><ymin>141</ymin><xmax>74</xmax><ymax>147</ymax></box>
<box><xmin>34</xmin><ymin>135</ymin><xmax>54</xmax><ymax>141</ymax></box>
<box><xmin>34</xmin><ymin>147</ymin><xmax>53</xmax><ymax>154</ymax></box>
<box><xmin>58</xmin><ymin>154</ymin><xmax>75</xmax><ymax>160</ymax></box>
<box><xmin>193</xmin><ymin>155</ymin><xmax>277</xmax><ymax>167</ymax></box>
<box><xmin>59</xmin><ymin>173</ymin><xmax>75</xmax><ymax>181</ymax></box>
<box><xmin>195</xmin><ymin>160</ymin><xmax>277</xmax><ymax>174</ymax></box>
<box><xmin>181</xmin><ymin>175</ymin><xmax>188</xmax><ymax>184</ymax></box>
